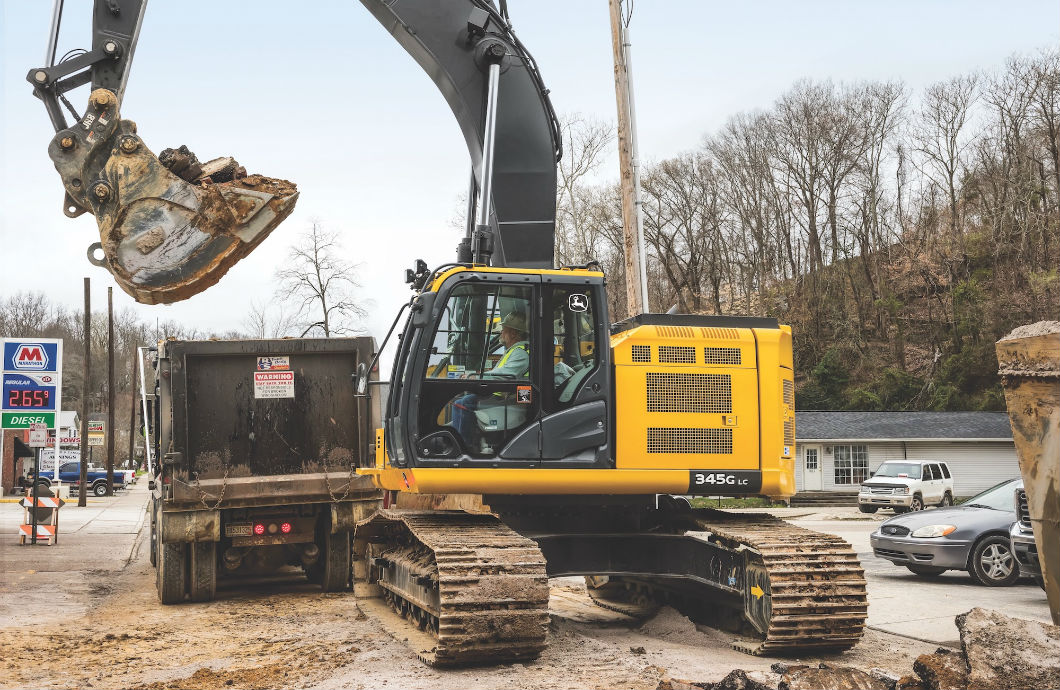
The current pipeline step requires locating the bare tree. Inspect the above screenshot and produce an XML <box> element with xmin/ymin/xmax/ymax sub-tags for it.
<box><xmin>555</xmin><ymin>114</ymin><xmax>618</xmax><ymax>266</ymax></box>
<box><xmin>242</xmin><ymin>300</ymin><xmax>297</xmax><ymax>339</ymax></box>
<box><xmin>275</xmin><ymin>221</ymin><xmax>368</xmax><ymax>337</ymax></box>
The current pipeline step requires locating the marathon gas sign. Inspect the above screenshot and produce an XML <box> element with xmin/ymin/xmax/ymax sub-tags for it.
<box><xmin>3</xmin><ymin>342</ymin><xmax>59</xmax><ymax>372</ymax></box>
<box><xmin>2</xmin><ymin>338</ymin><xmax>63</xmax><ymax>430</ymax></box>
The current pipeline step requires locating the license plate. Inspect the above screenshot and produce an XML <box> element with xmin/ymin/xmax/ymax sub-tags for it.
<box><xmin>225</xmin><ymin>523</ymin><xmax>252</xmax><ymax>537</ymax></box>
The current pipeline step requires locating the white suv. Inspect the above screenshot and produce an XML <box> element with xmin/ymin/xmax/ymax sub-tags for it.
<box><xmin>858</xmin><ymin>460</ymin><xmax>954</xmax><ymax>513</ymax></box>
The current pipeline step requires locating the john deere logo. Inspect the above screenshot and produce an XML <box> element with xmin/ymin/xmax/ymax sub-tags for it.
<box><xmin>13</xmin><ymin>345</ymin><xmax>48</xmax><ymax>370</ymax></box>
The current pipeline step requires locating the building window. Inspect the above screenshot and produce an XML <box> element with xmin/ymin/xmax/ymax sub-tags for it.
<box><xmin>805</xmin><ymin>447</ymin><xmax>818</xmax><ymax>470</ymax></box>
<box><xmin>833</xmin><ymin>444</ymin><xmax>868</xmax><ymax>485</ymax></box>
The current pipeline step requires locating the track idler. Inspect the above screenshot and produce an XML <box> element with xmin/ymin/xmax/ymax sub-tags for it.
<box><xmin>47</xmin><ymin>89</ymin><xmax>298</xmax><ymax>304</ymax></box>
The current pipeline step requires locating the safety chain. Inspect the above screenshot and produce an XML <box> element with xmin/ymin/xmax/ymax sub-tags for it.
<box><xmin>321</xmin><ymin>449</ymin><xmax>359</xmax><ymax>503</ymax></box>
<box><xmin>193</xmin><ymin>463</ymin><xmax>230</xmax><ymax>511</ymax></box>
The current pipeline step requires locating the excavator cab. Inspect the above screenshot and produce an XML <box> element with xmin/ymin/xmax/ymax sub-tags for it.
<box><xmin>386</xmin><ymin>266</ymin><xmax>611</xmax><ymax>469</ymax></box>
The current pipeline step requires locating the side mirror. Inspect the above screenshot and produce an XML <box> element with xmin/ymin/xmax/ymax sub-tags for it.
<box><xmin>355</xmin><ymin>362</ymin><xmax>368</xmax><ymax>396</ymax></box>
<box><xmin>411</xmin><ymin>292</ymin><xmax>436</xmax><ymax>328</ymax></box>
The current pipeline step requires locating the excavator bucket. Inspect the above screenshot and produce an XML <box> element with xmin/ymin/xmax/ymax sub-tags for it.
<box><xmin>47</xmin><ymin>89</ymin><xmax>298</xmax><ymax>304</ymax></box>
<box><xmin>996</xmin><ymin>321</ymin><xmax>1060</xmax><ymax>624</ymax></box>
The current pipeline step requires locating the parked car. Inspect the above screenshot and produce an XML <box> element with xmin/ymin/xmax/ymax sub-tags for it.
<box><xmin>1009</xmin><ymin>482</ymin><xmax>1045</xmax><ymax>588</ymax></box>
<box><xmin>25</xmin><ymin>461</ymin><xmax>126</xmax><ymax>496</ymax></box>
<box><xmin>858</xmin><ymin>460</ymin><xmax>954</xmax><ymax>513</ymax></box>
<box><xmin>869</xmin><ymin>478</ymin><xmax>1021</xmax><ymax>586</ymax></box>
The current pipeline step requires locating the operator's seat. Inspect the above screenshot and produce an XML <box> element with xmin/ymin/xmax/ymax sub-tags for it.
<box><xmin>557</xmin><ymin>364</ymin><xmax>594</xmax><ymax>403</ymax></box>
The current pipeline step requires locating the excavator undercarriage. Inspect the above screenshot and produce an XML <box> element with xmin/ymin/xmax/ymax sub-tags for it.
<box><xmin>353</xmin><ymin>500</ymin><xmax>868</xmax><ymax>665</ymax></box>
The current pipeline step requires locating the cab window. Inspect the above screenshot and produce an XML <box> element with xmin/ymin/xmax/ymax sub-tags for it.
<box><xmin>549</xmin><ymin>287</ymin><xmax>597</xmax><ymax>405</ymax></box>
<box><xmin>417</xmin><ymin>282</ymin><xmax>537</xmax><ymax>458</ymax></box>
<box><xmin>426</xmin><ymin>283</ymin><xmax>532</xmax><ymax>380</ymax></box>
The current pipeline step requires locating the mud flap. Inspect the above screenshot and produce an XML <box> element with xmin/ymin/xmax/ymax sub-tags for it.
<box><xmin>743</xmin><ymin>557</ymin><xmax>771</xmax><ymax>635</ymax></box>
<box><xmin>48</xmin><ymin>89</ymin><xmax>298</xmax><ymax>304</ymax></box>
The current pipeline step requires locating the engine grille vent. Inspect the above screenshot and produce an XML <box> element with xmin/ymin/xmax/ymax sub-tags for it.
<box><xmin>783</xmin><ymin>379</ymin><xmax>794</xmax><ymax>407</ymax></box>
<box><xmin>631</xmin><ymin>345</ymin><xmax>651</xmax><ymax>362</ymax></box>
<box><xmin>659</xmin><ymin>346</ymin><xmax>697</xmax><ymax>364</ymax></box>
<box><xmin>656</xmin><ymin>326</ymin><xmax>695</xmax><ymax>339</ymax></box>
<box><xmin>703</xmin><ymin>347</ymin><xmax>741</xmax><ymax>365</ymax></box>
<box><xmin>647</xmin><ymin>372</ymin><xmax>732</xmax><ymax>413</ymax></box>
<box><xmin>647</xmin><ymin>427</ymin><xmax>733</xmax><ymax>454</ymax></box>
<box><xmin>784</xmin><ymin>419</ymin><xmax>795</xmax><ymax>446</ymax></box>
<box><xmin>700</xmin><ymin>327</ymin><xmax>739</xmax><ymax>340</ymax></box>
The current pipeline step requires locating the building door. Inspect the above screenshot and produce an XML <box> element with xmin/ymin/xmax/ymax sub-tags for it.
<box><xmin>803</xmin><ymin>445</ymin><xmax>823</xmax><ymax>491</ymax></box>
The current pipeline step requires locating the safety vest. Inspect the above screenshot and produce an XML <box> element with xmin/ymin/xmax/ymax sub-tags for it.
<box><xmin>496</xmin><ymin>342</ymin><xmax>530</xmax><ymax>378</ymax></box>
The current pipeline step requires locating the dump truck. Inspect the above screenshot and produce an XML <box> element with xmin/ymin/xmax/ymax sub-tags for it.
<box><xmin>147</xmin><ymin>338</ymin><xmax>381</xmax><ymax>603</ymax></box>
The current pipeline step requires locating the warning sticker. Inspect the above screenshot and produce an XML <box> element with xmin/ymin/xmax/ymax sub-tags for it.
<box><xmin>254</xmin><ymin>371</ymin><xmax>294</xmax><ymax>399</ymax></box>
<box><xmin>257</xmin><ymin>356</ymin><xmax>290</xmax><ymax>371</ymax></box>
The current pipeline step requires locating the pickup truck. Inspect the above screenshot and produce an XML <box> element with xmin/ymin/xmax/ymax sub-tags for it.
<box><xmin>25</xmin><ymin>462</ymin><xmax>126</xmax><ymax>496</ymax></box>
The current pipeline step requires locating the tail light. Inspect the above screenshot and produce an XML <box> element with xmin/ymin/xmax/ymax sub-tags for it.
<box><xmin>253</xmin><ymin>523</ymin><xmax>265</xmax><ymax>536</ymax></box>
<box><xmin>280</xmin><ymin>522</ymin><xmax>292</xmax><ymax>534</ymax></box>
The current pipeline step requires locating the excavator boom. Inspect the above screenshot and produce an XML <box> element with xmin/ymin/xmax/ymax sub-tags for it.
<box><xmin>28</xmin><ymin>0</ymin><xmax>560</xmax><ymax>303</ymax></box>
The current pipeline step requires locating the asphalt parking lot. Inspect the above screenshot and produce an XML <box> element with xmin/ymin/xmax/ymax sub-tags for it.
<box><xmin>786</xmin><ymin>507</ymin><xmax>1053</xmax><ymax>646</ymax></box>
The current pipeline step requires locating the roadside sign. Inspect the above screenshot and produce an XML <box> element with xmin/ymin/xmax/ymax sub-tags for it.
<box><xmin>28</xmin><ymin>423</ymin><xmax>47</xmax><ymax>447</ymax></box>
<box><xmin>2</xmin><ymin>338</ymin><xmax>64</xmax><ymax>486</ymax></box>
<box><xmin>3</xmin><ymin>342</ymin><xmax>59</xmax><ymax>372</ymax></box>
<box><xmin>1</xmin><ymin>412</ymin><xmax>56</xmax><ymax>428</ymax></box>
<box><xmin>87</xmin><ymin>420</ymin><xmax>105</xmax><ymax>447</ymax></box>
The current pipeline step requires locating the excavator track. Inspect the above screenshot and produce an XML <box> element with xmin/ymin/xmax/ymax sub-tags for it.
<box><xmin>585</xmin><ymin>509</ymin><xmax>867</xmax><ymax>655</ymax></box>
<box><xmin>354</xmin><ymin>510</ymin><xmax>549</xmax><ymax>666</ymax></box>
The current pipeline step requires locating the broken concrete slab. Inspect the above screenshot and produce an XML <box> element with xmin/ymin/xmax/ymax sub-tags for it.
<box><xmin>957</xmin><ymin>607</ymin><xmax>1059</xmax><ymax>690</ymax></box>
<box><xmin>656</xmin><ymin>670</ymin><xmax>772</xmax><ymax>690</ymax></box>
<box><xmin>778</xmin><ymin>664</ymin><xmax>890</xmax><ymax>690</ymax></box>
<box><xmin>913</xmin><ymin>648</ymin><xmax>968</xmax><ymax>690</ymax></box>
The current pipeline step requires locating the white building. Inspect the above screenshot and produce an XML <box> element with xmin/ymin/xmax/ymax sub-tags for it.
<box><xmin>795</xmin><ymin>411</ymin><xmax>1019</xmax><ymax>498</ymax></box>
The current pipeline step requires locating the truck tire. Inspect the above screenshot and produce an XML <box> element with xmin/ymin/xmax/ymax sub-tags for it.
<box><xmin>319</xmin><ymin>531</ymin><xmax>351</xmax><ymax>593</ymax></box>
<box><xmin>939</xmin><ymin>492</ymin><xmax>953</xmax><ymax>507</ymax></box>
<box><xmin>189</xmin><ymin>542</ymin><xmax>217</xmax><ymax>602</ymax></box>
<box><xmin>858</xmin><ymin>504</ymin><xmax>879</xmax><ymax>514</ymax></box>
<box><xmin>157</xmin><ymin>540</ymin><xmax>188</xmax><ymax>604</ymax></box>
<box><xmin>93</xmin><ymin>481</ymin><xmax>108</xmax><ymax>497</ymax></box>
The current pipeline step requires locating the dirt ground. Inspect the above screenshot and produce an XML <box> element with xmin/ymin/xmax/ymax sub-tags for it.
<box><xmin>0</xmin><ymin>528</ymin><xmax>939</xmax><ymax>690</ymax></box>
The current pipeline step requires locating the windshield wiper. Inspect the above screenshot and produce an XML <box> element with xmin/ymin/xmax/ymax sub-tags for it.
<box><xmin>964</xmin><ymin>503</ymin><xmax>993</xmax><ymax>510</ymax></box>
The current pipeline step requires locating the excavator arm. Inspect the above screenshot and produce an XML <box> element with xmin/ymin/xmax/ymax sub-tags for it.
<box><xmin>27</xmin><ymin>0</ymin><xmax>560</xmax><ymax>304</ymax></box>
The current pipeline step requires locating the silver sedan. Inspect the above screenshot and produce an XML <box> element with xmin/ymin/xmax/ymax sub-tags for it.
<box><xmin>869</xmin><ymin>478</ymin><xmax>1021</xmax><ymax>586</ymax></box>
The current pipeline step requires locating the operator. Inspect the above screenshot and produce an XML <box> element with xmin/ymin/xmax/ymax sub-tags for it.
<box><xmin>452</xmin><ymin>313</ymin><xmax>530</xmax><ymax>447</ymax></box>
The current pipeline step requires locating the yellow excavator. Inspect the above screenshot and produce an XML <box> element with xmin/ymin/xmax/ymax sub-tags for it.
<box><xmin>27</xmin><ymin>0</ymin><xmax>867</xmax><ymax>665</ymax></box>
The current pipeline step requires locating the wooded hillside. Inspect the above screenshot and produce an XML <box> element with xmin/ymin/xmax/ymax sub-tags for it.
<box><xmin>557</xmin><ymin>49</ymin><xmax>1060</xmax><ymax>411</ymax></box>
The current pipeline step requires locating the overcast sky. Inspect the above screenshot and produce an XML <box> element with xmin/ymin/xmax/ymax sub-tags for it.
<box><xmin>1</xmin><ymin>1</ymin><xmax>1056</xmax><ymax>348</ymax></box>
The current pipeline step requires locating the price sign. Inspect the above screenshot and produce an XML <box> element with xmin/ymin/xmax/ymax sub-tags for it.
<box><xmin>2</xmin><ymin>338</ymin><xmax>63</xmax><ymax>431</ymax></box>
<box><xmin>2</xmin><ymin>373</ymin><xmax>57</xmax><ymax>411</ymax></box>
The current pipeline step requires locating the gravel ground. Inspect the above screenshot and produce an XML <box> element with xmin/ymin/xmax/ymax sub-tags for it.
<box><xmin>0</xmin><ymin>528</ymin><xmax>938</xmax><ymax>690</ymax></box>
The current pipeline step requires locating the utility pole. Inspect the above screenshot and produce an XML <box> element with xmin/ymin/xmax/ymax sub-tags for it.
<box><xmin>608</xmin><ymin>0</ymin><xmax>650</xmax><ymax>318</ymax></box>
<box><xmin>78</xmin><ymin>278</ymin><xmax>90</xmax><ymax>508</ymax></box>
<box><xmin>127</xmin><ymin>353</ymin><xmax>137</xmax><ymax>472</ymax></box>
<box><xmin>105</xmin><ymin>287</ymin><xmax>115</xmax><ymax>496</ymax></box>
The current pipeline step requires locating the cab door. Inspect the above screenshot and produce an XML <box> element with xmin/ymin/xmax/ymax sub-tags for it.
<box><xmin>409</xmin><ymin>275</ymin><xmax>544</xmax><ymax>466</ymax></box>
<box><xmin>536</xmin><ymin>282</ymin><xmax>610</xmax><ymax>465</ymax></box>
